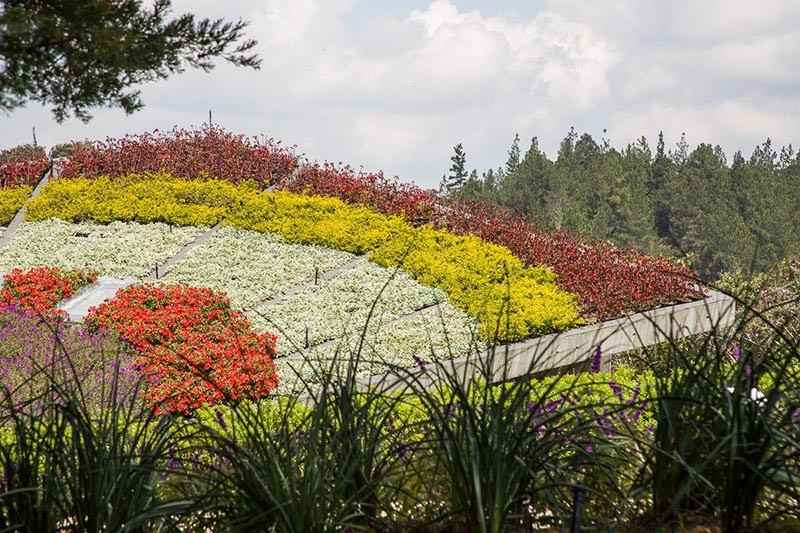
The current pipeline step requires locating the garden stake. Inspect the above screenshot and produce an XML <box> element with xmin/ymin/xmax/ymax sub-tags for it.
<box><xmin>570</xmin><ymin>485</ymin><xmax>585</xmax><ymax>533</ymax></box>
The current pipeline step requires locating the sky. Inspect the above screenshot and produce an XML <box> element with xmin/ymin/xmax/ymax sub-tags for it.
<box><xmin>1</xmin><ymin>0</ymin><xmax>799</xmax><ymax>189</ymax></box>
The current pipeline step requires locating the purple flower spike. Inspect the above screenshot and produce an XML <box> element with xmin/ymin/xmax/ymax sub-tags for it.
<box><xmin>215</xmin><ymin>409</ymin><xmax>227</xmax><ymax>431</ymax></box>
<box><xmin>412</xmin><ymin>354</ymin><xmax>427</xmax><ymax>372</ymax></box>
<box><xmin>733</xmin><ymin>346</ymin><xmax>741</xmax><ymax>361</ymax></box>
<box><xmin>608</xmin><ymin>380</ymin><xmax>623</xmax><ymax>400</ymax></box>
<box><xmin>591</xmin><ymin>345</ymin><xmax>602</xmax><ymax>373</ymax></box>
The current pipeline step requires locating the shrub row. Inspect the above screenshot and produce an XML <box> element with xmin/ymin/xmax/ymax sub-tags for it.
<box><xmin>26</xmin><ymin>174</ymin><xmax>244</xmax><ymax>226</ymax></box>
<box><xmin>0</xmin><ymin>144</ymin><xmax>50</xmax><ymax>189</ymax></box>
<box><xmin>55</xmin><ymin>125</ymin><xmax>298</xmax><ymax>188</ymax></box>
<box><xmin>28</xmin><ymin>175</ymin><xmax>581</xmax><ymax>340</ymax></box>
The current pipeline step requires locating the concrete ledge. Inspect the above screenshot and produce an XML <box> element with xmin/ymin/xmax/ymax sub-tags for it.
<box><xmin>348</xmin><ymin>290</ymin><xmax>737</xmax><ymax>395</ymax></box>
<box><xmin>58</xmin><ymin>277</ymin><xmax>138</xmax><ymax>321</ymax></box>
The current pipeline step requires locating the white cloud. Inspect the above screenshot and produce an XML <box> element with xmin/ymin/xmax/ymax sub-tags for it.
<box><xmin>609</xmin><ymin>99</ymin><xmax>799</xmax><ymax>156</ymax></box>
<box><xmin>1</xmin><ymin>0</ymin><xmax>797</xmax><ymax>188</ymax></box>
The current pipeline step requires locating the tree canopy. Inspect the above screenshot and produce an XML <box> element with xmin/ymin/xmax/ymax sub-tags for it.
<box><xmin>456</xmin><ymin>130</ymin><xmax>800</xmax><ymax>280</ymax></box>
<box><xmin>0</xmin><ymin>0</ymin><xmax>260</xmax><ymax>121</ymax></box>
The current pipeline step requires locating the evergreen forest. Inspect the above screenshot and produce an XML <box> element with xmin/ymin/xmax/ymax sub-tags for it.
<box><xmin>449</xmin><ymin>130</ymin><xmax>800</xmax><ymax>280</ymax></box>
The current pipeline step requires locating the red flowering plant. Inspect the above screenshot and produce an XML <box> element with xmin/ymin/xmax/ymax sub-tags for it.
<box><xmin>281</xmin><ymin>162</ymin><xmax>440</xmax><ymax>224</ymax></box>
<box><xmin>439</xmin><ymin>198</ymin><xmax>703</xmax><ymax>321</ymax></box>
<box><xmin>85</xmin><ymin>284</ymin><xmax>279</xmax><ymax>414</ymax></box>
<box><xmin>0</xmin><ymin>266</ymin><xmax>98</xmax><ymax>319</ymax></box>
<box><xmin>0</xmin><ymin>144</ymin><xmax>51</xmax><ymax>188</ymax></box>
<box><xmin>56</xmin><ymin>125</ymin><xmax>298</xmax><ymax>189</ymax></box>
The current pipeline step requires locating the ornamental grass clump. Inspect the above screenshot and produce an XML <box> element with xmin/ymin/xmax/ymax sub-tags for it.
<box><xmin>387</xmin><ymin>341</ymin><xmax>656</xmax><ymax>532</ymax></box>
<box><xmin>642</xmin><ymin>292</ymin><xmax>800</xmax><ymax>530</ymax></box>
<box><xmin>186</xmin><ymin>326</ymin><xmax>414</xmax><ymax>532</ymax></box>
<box><xmin>0</xmin><ymin>330</ymin><xmax>191</xmax><ymax>531</ymax></box>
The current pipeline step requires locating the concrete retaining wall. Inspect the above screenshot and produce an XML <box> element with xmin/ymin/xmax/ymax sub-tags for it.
<box><xmin>358</xmin><ymin>290</ymin><xmax>737</xmax><ymax>393</ymax></box>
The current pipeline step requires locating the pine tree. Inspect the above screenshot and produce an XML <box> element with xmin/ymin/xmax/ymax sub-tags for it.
<box><xmin>0</xmin><ymin>0</ymin><xmax>260</xmax><ymax>121</ymax></box>
<box><xmin>505</xmin><ymin>133</ymin><xmax>521</xmax><ymax>175</ymax></box>
<box><xmin>445</xmin><ymin>142</ymin><xmax>468</xmax><ymax>195</ymax></box>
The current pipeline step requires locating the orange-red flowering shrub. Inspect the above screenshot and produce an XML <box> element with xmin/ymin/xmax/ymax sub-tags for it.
<box><xmin>0</xmin><ymin>266</ymin><xmax>97</xmax><ymax>318</ymax></box>
<box><xmin>85</xmin><ymin>284</ymin><xmax>279</xmax><ymax>413</ymax></box>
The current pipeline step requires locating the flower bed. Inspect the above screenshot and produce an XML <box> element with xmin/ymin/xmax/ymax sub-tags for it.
<box><xmin>0</xmin><ymin>144</ymin><xmax>50</xmax><ymax>189</ymax></box>
<box><xmin>55</xmin><ymin>126</ymin><xmax>297</xmax><ymax>189</ymax></box>
<box><xmin>270</xmin><ymin>303</ymin><xmax>478</xmax><ymax>394</ymax></box>
<box><xmin>86</xmin><ymin>284</ymin><xmax>279</xmax><ymax>414</ymax></box>
<box><xmin>29</xmin><ymin>175</ymin><xmax>580</xmax><ymax>341</ymax></box>
<box><xmin>44</xmin><ymin>127</ymin><xmax>702</xmax><ymax>322</ymax></box>
<box><xmin>0</xmin><ymin>220</ymin><xmax>479</xmax><ymax>397</ymax></box>
<box><xmin>0</xmin><ymin>303</ymin><xmax>140</xmax><ymax>417</ymax></box>
<box><xmin>0</xmin><ymin>219</ymin><xmax>204</xmax><ymax>279</ymax></box>
<box><xmin>1</xmin><ymin>266</ymin><xmax>97</xmax><ymax>318</ymax></box>
<box><xmin>284</xmin><ymin>163</ymin><xmax>703</xmax><ymax>320</ymax></box>
<box><xmin>26</xmin><ymin>173</ymin><xmax>243</xmax><ymax>226</ymax></box>
<box><xmin>158</xmin><ymin>226</ymin><xmax>356</xmax><ymax>309</ymax></box>
<box><xmin>0</xmin><ymin>186</ymin><xmax>32</xmax><ymax>225</ymax></box>
<box><xmin>248</xmin><ymin>258</ymin><xmax>453</xmax><ymax>354</ymax></box>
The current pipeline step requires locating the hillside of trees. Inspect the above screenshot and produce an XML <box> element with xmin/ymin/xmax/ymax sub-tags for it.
<box><xmin>447</xmin><ymin>130</ymin><xmax>800</xmax><ymax>281</ymax></box>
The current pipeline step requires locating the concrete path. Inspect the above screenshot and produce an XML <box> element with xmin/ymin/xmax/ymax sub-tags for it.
<box><xmin>145</xmin><ymin>223</ymin><xmax>221</xmax><ymax>281</ymax></box>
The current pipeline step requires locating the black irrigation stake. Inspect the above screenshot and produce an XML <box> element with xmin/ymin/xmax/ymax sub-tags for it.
<box><xmin>570</xmin><ymin>485</ymin><xmax>585</xmax><ymax>533</ymax></box>
<box><xmin>314</xmin><ymin>267</ymin><xmax>319</xmax><ymax>285</ymax></box>
<box><xmin>155</xmin><ymin>264</ymin><xmax>159</xmax><ymax>280</ymax></box>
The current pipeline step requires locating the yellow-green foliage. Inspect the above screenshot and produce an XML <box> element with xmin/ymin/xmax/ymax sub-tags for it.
<box><xmin>370</xmin><ymin>226</ymin><xmax>579</xmax><ymax>339</ymax></box>
<box><xmin>0</xmin><ymin>186</ymin><xmax>32</xmax><ymax>225</ymax></box>
<box><xmin>226</xmin><ymin>191</ymin><xmax>408</xmax><ymax>254</ymax></box>
<box><xmin>228</xmin><ymin>192</ymin><xmax>580</xmax><ymax>339</ymax></box>
<box><xmin>29</xmin><ymin>174</ymin><xmax>580</xmax><ymax>340</ymax></box>
<box><xmin>26</xmin><ymin>174</ymin><xmax>251</xmax><ymax>226</ymax></box>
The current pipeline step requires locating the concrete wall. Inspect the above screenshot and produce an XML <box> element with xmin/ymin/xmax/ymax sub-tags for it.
<box><xmin>359</xmin><ymin>289</ymin><xmax>737</xmax><ymax>394</ymax></box>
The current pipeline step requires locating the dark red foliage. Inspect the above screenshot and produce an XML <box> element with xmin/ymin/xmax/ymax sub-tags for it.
<box><xmin>282</xmin><ymin>162</ymin><xmax>440</xmax><ymax>224</ymax></box>
<box><xmin>0</xmin><ymin>145</ymin><xmax>51</xmax><ymax>188</ymax></box>
<box><xmin>55</xmin><ymin>125</ymin><xmax>298</xmax><ymax>188</ymax></box>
